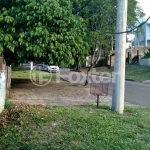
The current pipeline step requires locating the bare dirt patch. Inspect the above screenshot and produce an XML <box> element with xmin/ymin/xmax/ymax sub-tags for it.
<box><xmin>8</xmin><ymin>80</ymin><xmax>111</xmax><ymax>106</ymax></box>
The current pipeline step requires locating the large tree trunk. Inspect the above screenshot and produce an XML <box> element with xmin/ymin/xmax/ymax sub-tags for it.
<box><xmin>84</xmin><ymin>64</ymin><xmax>94</xmax><ymax>86</ymax></box>
<box><xmin>75</xmin><ymin>63</ymin><xmax>80</xmax><ymax>71</ymax></box>
<box><xmin>75</xmin><ymin>57</ymin><xmax>80</xmax><ymax>71</ymax></box>
<box><xmin>84</xmin><ymin>44</ymin><xmax>102</xmax><ymax>86</ymax></box>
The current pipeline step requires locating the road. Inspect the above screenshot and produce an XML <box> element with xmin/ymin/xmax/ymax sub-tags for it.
<box><xmin>58</xmin><ymin>70</ymin><xmax>150</xmax><ymax>106</ymax></box>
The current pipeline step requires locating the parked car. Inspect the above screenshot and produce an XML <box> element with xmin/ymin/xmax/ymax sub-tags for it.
<box><xmin>34</xmin><ymin>64</ymin><xmax>59</xmax><ymax>73</ymax></box>
<box><xmin>48</xmin><ymin>64</ymin><xmax>59</xmax><ymax>73</ymax></box>
<box><xmin>33</xmin><ymin>64</ymin><xmax>49</xmax><ymax>72</ymax></box>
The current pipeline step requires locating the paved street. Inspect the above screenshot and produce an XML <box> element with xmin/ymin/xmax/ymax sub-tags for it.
<box><xmin>59</xmin><ymin>70</ymin><xmax>150</xmax><ymax>106</ymax></box>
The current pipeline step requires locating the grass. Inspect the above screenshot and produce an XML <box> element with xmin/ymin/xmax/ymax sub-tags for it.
<box><xmin>12</xmin><ymin>64</ymin><xmax>150</xmax><ymax>82</ymax></box>
<box><xmin>0</xmin><ymin>102</ymin><xmax>150</xmax><ymax>149</ymax></box>
<box><xmin>11</xmin><ymin>67</ymin><xmax>57</xmax><ymax>81</ymax></box>
<box><xmin>80</xmin><ymin>66</ymin><xmax>113</xmax><ymax>74</ymax></box>
<box><xmin>125</xmin><ymin>64</ymin><xmax>150</xmax><ymax>82</ymax></box>
<box><xmin>80</xmin><ymin>64</ymin><xmax>150</xmax><ymax>82</ymax></box>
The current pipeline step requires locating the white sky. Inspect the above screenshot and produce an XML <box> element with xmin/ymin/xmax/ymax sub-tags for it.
<box><xmin>127</xmin><ymin>0</ymin><xmax>149</xmax><ymax>41</ymax></box>
<box><xmin>137</xmin><ymin>0</ymin><xmax>149</xmax><ymax>19</ymax></box>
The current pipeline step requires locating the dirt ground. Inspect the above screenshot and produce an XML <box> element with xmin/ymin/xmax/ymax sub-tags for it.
<box><xmin>8</xmin><ymin>80</ymin><xmax>112</xmax><ymax>106</ymax></box>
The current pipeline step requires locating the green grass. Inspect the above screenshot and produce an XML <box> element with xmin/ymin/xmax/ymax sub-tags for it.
<box><xmin>81</xmin><ymin>64</ymin><xmax>150</xmax><ymax>82</ymax></box>
<box><xmin>125</xmin><ymin>64</ymin><xmax>150</xmax><ymax>82</ymax></box>
<box><xmin>11</xmin><ymin>67</ymin><xmax>57</xmax><ymax>81</ymax></box>
<box><xmin>80</xmin><ymin>66</ymin><xmax>113</xmax><ymax>74</ymax></box>
<box><xmin>0</xmin><ymin>103</ymin><xmax>150</xmax><ymax>149</ymax></box>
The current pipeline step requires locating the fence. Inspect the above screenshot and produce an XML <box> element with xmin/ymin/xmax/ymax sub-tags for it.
<box><xmin>90</xmin><ymin>83</ymin><xmax>109</xmax><ymax>108</ymax></box>
<box><xmin>0</xmin><ymin>57</ymin><xmax>11</xmax><ymax>113</ymax></box>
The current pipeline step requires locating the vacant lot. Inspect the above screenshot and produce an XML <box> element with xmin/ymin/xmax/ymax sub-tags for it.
<box><xmin>9</xmin><ymin>79</ymin><xmax>112</xmax><ymax>106</ymax></box>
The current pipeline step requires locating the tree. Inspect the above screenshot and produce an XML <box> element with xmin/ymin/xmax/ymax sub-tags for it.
<box><xmin>144</xmin><ymin>47</ymin><xmax>150</xmax><ymax>58</ymax></box>
<box><xmin>0</xmin><ymin>0</ymin><xmax>89</xmax><ymax>67</ymax></box>
<box><xmin>72</xmin><ymin>0</ymin><xmax>145</xmax><ymax>85</ymax></box>
<box><xmin>72</xmin><ymin>0</ymin><xmax>117</xmax><ymax>85</ymax></box>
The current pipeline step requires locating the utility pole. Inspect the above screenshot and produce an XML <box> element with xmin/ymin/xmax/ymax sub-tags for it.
<box><xmin>112</xmin><ymin>0</ymin><xmax>128</xmax><ymax>114</ymax></box>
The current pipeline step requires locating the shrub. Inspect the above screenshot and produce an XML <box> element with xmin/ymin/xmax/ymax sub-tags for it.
<box><xmin>132</xmin><ymin>55</ymin><xmax>138</xmax><ymax>63</ymax></box>
<box><xmin>144</xmin><ymin>47</ymin><xmax>150</xmax><ymax>58</ymax></box>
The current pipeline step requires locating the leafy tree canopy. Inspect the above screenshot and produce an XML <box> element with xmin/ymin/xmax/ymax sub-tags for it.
<box><xmin>0</xmin><ymin>0</ymin><xmax>145</xmax><ymax>66</ymax></box>
<box><xmin>0</xmin><ymin>0</ymin><xmax>89</xmax><ymax>66</ymax></box>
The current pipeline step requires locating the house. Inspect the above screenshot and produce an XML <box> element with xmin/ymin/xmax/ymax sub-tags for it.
<box><xmin>134</xmin><ymin>19</ymin><xmax>150</xmax><ymax>47</ymax></box>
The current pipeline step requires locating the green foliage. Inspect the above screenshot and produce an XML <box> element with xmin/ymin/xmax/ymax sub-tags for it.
<box><xmin>125</xmin><ymin>64</ymin><xmax>150</xmax><ymax>82</ymax></box>
<box><xmin>0</xmin><ymin>9</ymin><xmax>16</xmax><ymax>52</ymax></box>
<box><xmin>4</xmin><ymin>101</ymin><xmax>15</xmax><ymax>109</ymax></box>
<box><xmin>73</xmin><ymin>0</ymin><xmax>117</xmax><ymax>51</ymax></box>
<box><xmin>72</xmin><ymin>0</ymin><xmax>145</xmax><ymax>61</ymax></box>
<box><xmin>0</xmin><ymin>104</ymin><xmax>150</xmax><ymax>149</ymax></box>
<box><xmin>0</xmin><ymin>0</ymin><xmax>144</xmax><ymax>67</ymax></box>
<box><xmin>127</xmin><ymin>0</ymin><xmax>145</xmax><ymax>28</ymax></box>
<box><xmin>144</xmin><ymin>48</ymin><xmax>150</xmax><ymax>58</ymax></box>
<box><xmin>0</xmin><ymin>0</ymin><xmax>89</xmax><ymax>66</ymax></box>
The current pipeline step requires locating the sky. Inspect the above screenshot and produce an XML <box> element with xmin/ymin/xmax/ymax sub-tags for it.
<box><xmin>137</xmin><ymin>0</ymin><xmax>149</xmax><ymax>19</ymax></box>
<box><xmin>127</xmin><ymin>0</ymin><xmax>149</xmax><ymax>41</ymax></box>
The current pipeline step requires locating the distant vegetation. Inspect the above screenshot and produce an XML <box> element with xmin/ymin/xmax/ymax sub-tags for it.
<box><xmin>144</xmin><ymin>47</ymin><xmax>150</xmax><ymax>58</ymax></box>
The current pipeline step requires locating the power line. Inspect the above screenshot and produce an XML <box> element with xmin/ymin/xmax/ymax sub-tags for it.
<box><xmin>108</xmin><ymin>16</ymin><xmax>150</xmax><ymax>34</ymax></box>
<box><xmin>74</xmin><ymin>0</ymin><xmax>150</xmax><ymax>35</ymax></box>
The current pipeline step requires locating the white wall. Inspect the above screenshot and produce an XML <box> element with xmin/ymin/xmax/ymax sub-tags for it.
<box><xmin>0</xmin><ymin>72</ymin><xmax>6</xmax><ymax>113</ymax></box>
<box><xmin>146</xmin><ymin>25</ymin><xmax>150</xmax><ymax>41</ymax></box>
<box><xmin>139</xmin><ymin>58</ymin><xmax>150</xmax><ymax>66</ymax></box>
<box><xmin>134</xmin><ymin>23</ymin><xmax>150</xmax><ymax>47</ymax></box>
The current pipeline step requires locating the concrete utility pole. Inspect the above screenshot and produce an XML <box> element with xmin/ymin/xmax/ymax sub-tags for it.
<box><xmin>112</xmin><ymin>0</ymin><xmax>128</xmax><ymax>114</ymax></box>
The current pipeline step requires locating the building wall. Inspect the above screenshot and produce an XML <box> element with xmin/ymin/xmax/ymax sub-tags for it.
<box><xmin>147</xmin><ymin>25</ymin><xmax>150</xmax><ymax>41</ymax></box>
<box><xmin>139</xmin><ymin>58</ymin><xmax>150</xmax><ymax>66</ymax></box>
<box><xmin>148</xmin><ymin>40</ymin><xmax>150</xmax><ymax>46</ymax></box>
<box><xmin>134</xmin><ymin>22</ymin><xmax>150</xmax><ymax>47</ymax></box>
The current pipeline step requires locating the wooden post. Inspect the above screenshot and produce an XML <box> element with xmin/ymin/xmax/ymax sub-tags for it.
<box><xmin>6</xmin><ymin>67</ymin><xmax>11</xmax><ymax>97</ymax></box>
<box><xmin>137</xmin><ymin>50</ymin><xmax>139</xmax><ymax>63</ymax></box>
<box><xmin>128</xmin><ymin>52</ymin><xmax>130</xmax><ymax>64</ymax></box>
<box><xmin>110</xmin><ymin>55</ymin><xmax>112</xmax><ymax>68</ymax></box>
<box><xmin>97</xmin><ymin>95</ymin><xmax>99</xmax><ymax>108</ymax></box>
<box><xmin>0</xmin><ymin>57</ymin><xmax>2</xmax><ymax>70</ymax></box>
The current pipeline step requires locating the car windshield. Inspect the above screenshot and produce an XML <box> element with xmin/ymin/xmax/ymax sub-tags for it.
<box><xmin>48</xmin><ymin>64</ymin><xmax>57</xmax><ymax>66</ymax></box>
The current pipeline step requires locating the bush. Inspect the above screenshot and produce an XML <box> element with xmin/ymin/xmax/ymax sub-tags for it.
<box><xmin>144</xmin><ymin>47</ymin><xmax>150</xmax><ymax>58</ymax></box>
<box><xmin>132</xmin><ymin>55</ymin><xmax>138</xmax><ymax>63</ymax></box>
<box><xmin>4</xmin><ymin>101</ymin><xmax>15</xmax><ymax>109</ymax></box>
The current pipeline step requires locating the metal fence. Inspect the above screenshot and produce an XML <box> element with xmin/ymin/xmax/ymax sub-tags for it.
<box><xmin>90</xmin><ymin>83</ymin><xmax>109</xmax><ymax>108</ymax></box>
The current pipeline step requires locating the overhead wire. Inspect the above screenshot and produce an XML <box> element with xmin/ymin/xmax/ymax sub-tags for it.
<box><xmin>108</xmin><ymin>16</ymin><xmax>150</xmax><ymax>34</ymax></box>
<box><xmin>74</xmin><ymin>0</ymin><xmax>150</xmax><ymax>35</ymax></box>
